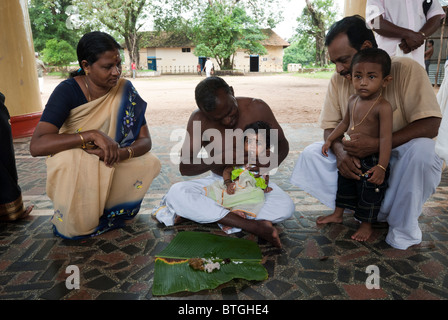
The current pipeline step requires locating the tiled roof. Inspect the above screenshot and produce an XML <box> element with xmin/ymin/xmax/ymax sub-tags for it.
<box><xmin>138</xmin><ymin>28</ymin><xmax>289</xmax><ymax>49</ymax></box>
<box><xmin>260</xmin><ymin>29</ymin><xmax>290</xmax><ymax>47</ymax></box>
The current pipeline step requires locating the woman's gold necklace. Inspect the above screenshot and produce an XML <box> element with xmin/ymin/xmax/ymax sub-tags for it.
<box><xmin>351</xmin><ymin>92</ymin><xmax>382</xmax><ymax>130</ymax></box>
<box><xmin>83</xmin><ymin>75</ymin><xmax>113</xmax><ymax>102</ymax></box>
<box><xmin>83</xmin><ymin>75</ymin><xmax>92</xmax><ymax>102</ymax></box>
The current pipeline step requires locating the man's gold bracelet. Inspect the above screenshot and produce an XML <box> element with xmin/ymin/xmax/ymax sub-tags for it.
<box><xmin>376</xmin><ymin>164</ymin><xmax>387</xmax><ymax>172</ymax></box>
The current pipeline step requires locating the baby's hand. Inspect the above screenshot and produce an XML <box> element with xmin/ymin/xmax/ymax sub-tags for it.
<box><xmin>226</xmin><ymin>182</ymin><xmax>236</xmax><ymax>195</ymax></box>
<box><xmin>366</xmin><ymin>166</ymin><xmax>385</xmax><ymax>185</ymax></box>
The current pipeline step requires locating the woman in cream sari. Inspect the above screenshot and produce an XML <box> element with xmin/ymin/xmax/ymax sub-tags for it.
<box><xmin>30</xmin><ymin>32</ymin><xmax>160</xmax><ymax>239</ymax></box>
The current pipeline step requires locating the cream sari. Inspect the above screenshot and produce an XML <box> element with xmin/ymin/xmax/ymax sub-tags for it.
<box><xmin>46</xmin><ymin>78</ymin><xmax>160</xmax><ymax>239</ymax></box>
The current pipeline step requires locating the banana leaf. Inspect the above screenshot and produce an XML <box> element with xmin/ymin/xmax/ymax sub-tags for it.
<box><xmin>152</xmin><ymin>231</ymin><xmax>268</xmax><ymax>296</ymax></box>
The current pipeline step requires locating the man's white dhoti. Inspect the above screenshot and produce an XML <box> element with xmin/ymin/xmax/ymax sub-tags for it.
<box><xmin>290</xmin><ymin>138</ymin><xmax>443</xmax><ymax>250</ymax></box>
<box><xmin>153</xmin><ymin>173</ymin><xmax>294</xmax><ymax>234</ymax></box>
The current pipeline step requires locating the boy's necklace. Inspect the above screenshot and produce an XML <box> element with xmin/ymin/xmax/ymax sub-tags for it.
<box><xmin>351</xmin><ymin>92</ymin><xmax>382</xmax><ymax>130</ymax></box>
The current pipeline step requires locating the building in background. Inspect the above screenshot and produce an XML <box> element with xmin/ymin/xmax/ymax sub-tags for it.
<box><xmin>123</xmin><ymin>29</ymin><xmax>289</xmax><ymax>75</ymax></box>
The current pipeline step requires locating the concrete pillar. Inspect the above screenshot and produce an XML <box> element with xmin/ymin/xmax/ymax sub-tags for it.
<box><xmin>344</xmin><ymin>0</ymin><xmax>366</xmax><ymax>18</ymax></box>
<box><xmin>0</xmin><ymin>0</ymin><xmax>42</xmax><ymax>139</ymax></box>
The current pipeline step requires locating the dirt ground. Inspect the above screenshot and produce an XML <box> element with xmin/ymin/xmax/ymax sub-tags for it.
<box><xmin>40</xmin><ymin>73</ymin><xmax>330</xmax><ymax>127</ymax></box>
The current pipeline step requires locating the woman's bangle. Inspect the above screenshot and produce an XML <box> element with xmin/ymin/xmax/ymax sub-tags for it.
<box><xmin>78</xmin><ymin>132</ymin><xmax>86</xmax><ymax>149</ymax></box>
<box><xmin>224</xmin><ymin>179</ymin><xmax>232</xmax><ymax>185</ymax></box>
<box><xmin>126</xmin><ymin>147</ymin><xmax>134</xmax><ymax>159</ymax></box>
<box><xmin>376</xmin><ymin>164</ymin><xmax>387</xmax><ymax>172</ymax></box>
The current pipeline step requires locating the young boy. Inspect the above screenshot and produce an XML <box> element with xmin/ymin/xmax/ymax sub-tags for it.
<box><xmin>205</xmin><ymin>121</ymin><xmax>273</xmax><ymax>232</ymax></box>
<box><xmin>319</xmin><ymin>48</ymin><xmax>393</xmax><ymax>242</ymax></box>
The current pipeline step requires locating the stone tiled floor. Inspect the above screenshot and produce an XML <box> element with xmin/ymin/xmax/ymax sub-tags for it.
<box><xmin>1</xmin><ymin>123</ymin><xmax>448</xmax><ymax>301</ymax></box>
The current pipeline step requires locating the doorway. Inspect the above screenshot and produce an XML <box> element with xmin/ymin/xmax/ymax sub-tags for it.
<box><xmin>198</xmin><ymin>57</ymin><xmax>207</xmax><ymax>72</ymax></box>
<box><xmin>250</xmin><ymin>55</ymin><xmax>259</xmax><ymax>72</ymax></box>
<box><xmin>147</xmin><ymin>56</ymin><xmax>157</xmax><ymax>71</ymax></box>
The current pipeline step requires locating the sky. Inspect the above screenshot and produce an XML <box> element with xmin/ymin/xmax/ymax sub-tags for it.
<box><xmin>273</xmin><ymin>0</ymin><xmax>346</xmax><ymax>40</ymax></box>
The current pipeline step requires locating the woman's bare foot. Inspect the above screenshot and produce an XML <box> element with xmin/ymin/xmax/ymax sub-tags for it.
<box><xmin>22</xmin><ymin>205</ymin><xmax>33</xmax><ymax>218</ymax></box>
<box><xmin>351</xmin><ymin>222</ymin><xmax>373</xmax><ymax>241</ymax></box>
<box><xmin>0</xmin><ymin>205</ymin><xmax>33</xmax><ymax>221</ymax></box>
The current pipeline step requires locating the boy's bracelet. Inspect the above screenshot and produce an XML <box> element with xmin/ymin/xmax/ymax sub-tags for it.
<box><xmin>376</xmin><ymin>164</ymin><xmax>387</xmax><ymax>172</ymax></box>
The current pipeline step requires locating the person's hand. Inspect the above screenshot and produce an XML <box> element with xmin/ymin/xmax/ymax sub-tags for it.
<box><xmin>335</xmin><ymin>151</ymin><xmax>362</xmax><ymax>180</ymax></box>
<box><xmin>399</xmin><ymin>39</ymin><xmax>412</xmax><ymax>53</ymax></box>
<box><xmin>264</xmin><ymin>186</ymin><xmax>273</xmax><ymax>193</ymax></box>
<box><xmin>85</xmin><ymin>130</ymin><xmax>120</xmax><ymax>167</ymax></box>
<box><xmin>401</xmin><ymin>31</ymin><xmax>425</xmax><ymax>52</ymax></box>
<box><xmin>366</xmin><ymin>165</ymin><xmax>385</xmax><ymax>185</ymax></box>
<box><xmin>321</xmin><ymin>141</ymin><xmax>331</xmax><ymax>157</ymax></box>
<box><xmin>342</xmin><ymin>133</ymin><xmax>379</xmax><ymax>159</ymax></box>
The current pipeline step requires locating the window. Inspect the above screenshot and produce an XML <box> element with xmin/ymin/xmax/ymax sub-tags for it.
<box><xmin>182</xmin><ymin>48</ymin><xmax>191</xmax><ymax>53</ymax></box>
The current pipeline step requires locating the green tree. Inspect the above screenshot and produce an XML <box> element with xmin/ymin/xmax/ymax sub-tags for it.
<box><xmin>28</xmin><ymin>0</ymin><xmax>81</xmax><ymax>52</ymax></box>
<box><xmin>153</xmin><ymin>0</ymin><xmax>283</xmax><ymax>70</ymax></box>
<box><xmin>74</xmin><ymin>0</ymin><xmax>150</xmax><ymax>69</ymax></box>
<box><xmin>295</xmin><ymin>0</ymin><xmax>338</xmax><ymax>66</ymax></box>
<box><xmin>191</xmin><ymin>4</ymin><xmax>267</xmax><ymax>70</ymax></box>
<box><xmin>283</xmin><ymin>35</ymin><xmax>315</xmax><ymax>70</ymax></box>
<box><xmin>42</xmin><ymin>38</ymin><xmax>77</xmax><ymax>72</ymax></box>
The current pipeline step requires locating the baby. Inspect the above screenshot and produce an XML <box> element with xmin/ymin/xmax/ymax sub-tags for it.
<box><xmin>205</xmin><ymin>121</ymin><xmax>273</xmax><ymax>230</ymax></box>
<box><xmin>223</xmin><ymin>121</ymin><xmax>273</xmax><ymax>196</ymax></box>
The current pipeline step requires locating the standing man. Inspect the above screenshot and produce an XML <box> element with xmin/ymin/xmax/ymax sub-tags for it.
<box><xmin>290</xmin><ymin>15</ymin><xmax>443</xmax><ymax>250</ymax></box>
<box><xmin>131</xmin><ymin>61</ymin><xmax>136</xmax><ymax>79</ymax></box>
<box><xmin>366</xmin><ymin>0</ymin><xmax>445</xmax><ymax>68</ymax></box>
<box><xmin>204</xmin><ymin>58</ymin><xmax>214</xmax><ymax>77</ymax></box>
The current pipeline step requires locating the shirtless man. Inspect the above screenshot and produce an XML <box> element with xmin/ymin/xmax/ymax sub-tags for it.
<box><xmin>154</xmin><ymin>77</ymin><xmax>294</xmax><ymax>248</ymax></box>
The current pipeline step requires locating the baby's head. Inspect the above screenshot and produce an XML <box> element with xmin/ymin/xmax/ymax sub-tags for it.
<box><xmin>244</xmin><ymin>121</ymin><xmax>271</xmax><ymax>157</ymax></box>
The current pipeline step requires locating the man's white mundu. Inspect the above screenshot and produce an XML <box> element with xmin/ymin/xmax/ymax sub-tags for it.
<box><xmin>291</xmin><ymin>138</ymin><xmax>442</xmax><ymax>249</ymax></box>
<box><xmin>153</xmin><ymin>121</ymin><xmax>294</xmax><ymax>232</ymax></box>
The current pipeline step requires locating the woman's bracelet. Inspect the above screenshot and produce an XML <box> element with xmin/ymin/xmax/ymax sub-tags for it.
<box><xmin>224</xmin><ymin>179</ymin><xmax>232</xmax><ymax>185</ymax></box>
<box><xmin>126</xmin><ymin>147</ymin><xmax>134</xmax><ymax>159</ymax></box>
<box><xmin>376</xmin><ymin>164</ymin><xmax>387</xmax><ymax>172</ymax></box>
<box><xmin>78</xmin><ymin>132</ymin><xmax>86</xmax><ymax>149</ymax></box>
